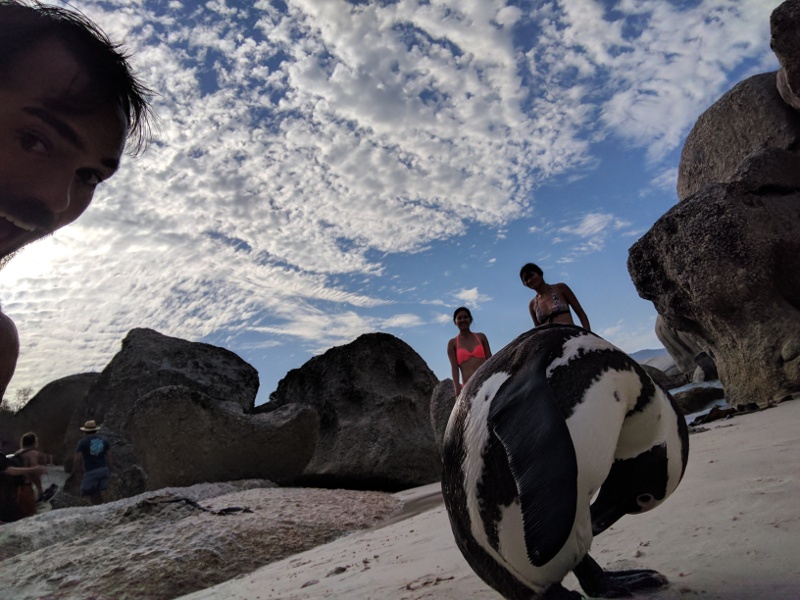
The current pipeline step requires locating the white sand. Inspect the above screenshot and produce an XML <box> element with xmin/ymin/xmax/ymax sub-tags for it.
<box><xmin>182</xmin><ymin>399</ymin><xmax>800</xmax><ymax>600</ymax></box>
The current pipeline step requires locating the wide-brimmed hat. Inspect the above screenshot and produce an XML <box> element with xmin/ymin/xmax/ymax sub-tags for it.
<box><xmin>79</xmin><ymin>420</ymin><xmax>100</xmax><ymax>432</ymax></box>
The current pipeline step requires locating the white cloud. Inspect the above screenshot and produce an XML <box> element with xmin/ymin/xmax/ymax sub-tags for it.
<box><xmin>453</xmin><ymin>287</ymin><xmax>492</xmax><ymax>307</ymax></box>
<box><xmin>382</xmin><ymin>313</ymin><xmax>424</xmax><ymax>328</ymax></box>
<box><xmin>641</xmin><ymin>166</ymin><xmax>679</xmax><ymax>197</ymax></box>
<box><xmin>601</xmin><ymin>317</ymin><xmax>661</xmax><ymax>354</ymax></box>
<box><xmin>434</xmin><ymin>313</ymin><xmax>453</xmax><ymax>325</ymax></box>
<box><xmin>551</xmin><ymin>211</ymin><xmax>633</xmax><ymax>262</ymax></box>
<box><xmin>558</xmin><ymin>212</ymin><xmax>631</xmax><ymax>238</ymax></box>
<box><xmin>526</xmin><ymin>0</ymin><xmax>780</xmax><ymax>162</ymax></box>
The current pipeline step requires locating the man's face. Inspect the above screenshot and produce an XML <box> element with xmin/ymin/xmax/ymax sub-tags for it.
<box><xmin>0</xmin><ymin>38</ymin><xmax>127</xmax><ymax>263</ymax></box>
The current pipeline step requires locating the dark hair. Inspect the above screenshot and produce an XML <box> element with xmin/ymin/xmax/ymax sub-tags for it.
<box><xmin>20</xmin><ymin>431</ymin><xmax>37</xmax><ymax>448</ymax></box>
<box><xmin>453</xmin><ymin>306</ymin><xmax>473</xmax><ymax>322</ymax></box>
<box><xmin>519</xmin><ymin>262</ymin><xmax>543</xmax><ymax>282</ymax></box>
<box><xmin>0</xmin><ymin>0</ymin><xmax>154</xmax><ymax>155</ymax></box>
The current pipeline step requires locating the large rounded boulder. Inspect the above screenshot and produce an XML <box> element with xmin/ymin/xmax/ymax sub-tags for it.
<box><xmin>630</xmin><ymin>1</ymin><xmax>800</xmax><ymax>409</ymax></box>
<box><xmin>676</xmin><ymin>71</ymin><xmax>800</xmax><ymax>201</ymax></box>
<box><xmin>629</xmin><ymin>181</ymin><xmax>800</xmax><ymax>407</ymax></box>
<box><xmin>64</xmin><ymin>328</ymin><xmax>318</xmax><ymax>501</ymax></box>
<box><xmin>126</xmin><ymin>386</ymin><xmax>319</xmax><ymax>490</ymax></box>
<box><xmin>261</xmin><ymin>332</ymin><xmax>440</xmax><ymax>491</ymax></box>
<box><xmin>0</xmin><ymin>373</ymin><xmax>98</xmax><ymax>462</ymax></box>
<box><xmin>429</xmin><ymin>379</ymin><xmax>456</xmax><ymax>453</ymax></box>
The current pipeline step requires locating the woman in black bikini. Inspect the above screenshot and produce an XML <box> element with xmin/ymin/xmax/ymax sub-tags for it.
<box><xmin>447</xmin><ymin>307</ymin><xmax>492</xmax><ymax>397</ymax></box>
<box><xmin>520</xmin><ymin>262</ymin><xmax>591</xmax><ymax>330</ymax></box>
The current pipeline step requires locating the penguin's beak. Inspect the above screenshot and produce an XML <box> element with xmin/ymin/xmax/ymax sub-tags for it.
<box><xmin>590</xmin><ymin>499</ymin><xmax>628</xmax><ymax>536</ymax></box>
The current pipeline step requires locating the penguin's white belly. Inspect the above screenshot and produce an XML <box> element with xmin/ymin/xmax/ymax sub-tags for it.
<box><xmin>493</xmin><ymin>499</ymin><xmax>592</xmax><ymax>591</ymax></box>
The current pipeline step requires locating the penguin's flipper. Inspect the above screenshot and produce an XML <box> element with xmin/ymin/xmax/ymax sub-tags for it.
<box><xmin>573</xmin><ymin>553</ymin><xmax>668</xmax><ymax>598</ymax></box>
<box><xmin>489</xmin><ymin>363</ymin><xmax>578</xmax><ymax>567</ymax></box>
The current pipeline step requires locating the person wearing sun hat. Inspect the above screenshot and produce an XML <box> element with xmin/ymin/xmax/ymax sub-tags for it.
<box><xmin>74</xmin><ymin>420</ymin><xmax>112</xmax><ymax>505</ymax></box>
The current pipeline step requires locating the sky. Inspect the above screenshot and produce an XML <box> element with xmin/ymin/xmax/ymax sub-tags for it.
<box><xmin>1</xmin><ymin>0</ymin><xmax>782</xmax><ymax>407</ymax></box>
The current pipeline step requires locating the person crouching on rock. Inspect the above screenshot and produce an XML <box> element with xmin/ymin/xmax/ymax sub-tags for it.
<box><xmin>14</xmin><ymin>432</ymin><xmax>46</xmax><ymax>509</ymax></box>
<box><xmin>74</xmin><ymin>420</ymin><xmax>111</xmax><ymax>505</ymax></box>
<box><xmin>0</xmin><ymin>448</ymin><xmax>46</xmax><ymax>523</ymax></box>
<box><xmin>447</xmin><ymin>307</ymin><xmax>492</xmax><ymax>397</ymax></box>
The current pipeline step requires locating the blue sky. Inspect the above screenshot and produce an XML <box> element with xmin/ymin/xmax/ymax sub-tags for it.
<box><xmin>1</xmin><ymin>0</ymin><xmax>781</xmax><ymax>406</ymax></box>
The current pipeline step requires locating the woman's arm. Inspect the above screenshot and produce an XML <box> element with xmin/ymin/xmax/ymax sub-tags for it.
<box><xmin>478</xmin><ymin>333</ymin><xmax>492</xmax><ymax>359</ymax></box>
<box><xmin>561</xmin><ymin>283</ymin><xmax>591</xmax><ymax>331</ymax></box>
<box><xmin>72</xmin><ymin>452</ymin><xmax>84</xmax><ymax>476</ymax></box>
<box><xmin>3</xmin><ymin>465</ymin><xmax>46</xmax><ymax>477</ymax></box>
<box><xmin>528</xmin><ymin>298</ymin><xmax>541</xmax><ymax>327</ymax></box>
<box><xmin>447</xmin><ymin>338</ymin><xmax>461</xmax><ymax>397</ymax></box>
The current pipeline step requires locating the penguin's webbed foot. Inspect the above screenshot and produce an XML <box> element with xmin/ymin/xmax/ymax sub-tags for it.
<box><xmin>541</xmin><ymin>583</ymin><xmax>583</xmax><ymax>599</ymax></box>
<box><xmin>573</xmin><ymin>554</ymin><xmax>668</xmax><ymax>598</ymax></box>
<box><xmin>586</xmin><ymin>569</ymin><xmax>668</xmax><ymax>598</ymax></box>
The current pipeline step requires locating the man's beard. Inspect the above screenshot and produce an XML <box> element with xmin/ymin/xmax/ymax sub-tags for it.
<box><xmin>0</xmin><ymin>193</ymin><xmax>57</xmax><ymax>268</ymax></box>
<box><xmin>0</xmin><ymin>250</ymin><xmax>19</xmax><ymax>272</ymax></box>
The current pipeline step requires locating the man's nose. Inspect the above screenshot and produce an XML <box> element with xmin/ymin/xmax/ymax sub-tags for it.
<box><xmin>36</xmin><ymin>171</ymin><xmax>73</xmax><ymax>215</ymax></box>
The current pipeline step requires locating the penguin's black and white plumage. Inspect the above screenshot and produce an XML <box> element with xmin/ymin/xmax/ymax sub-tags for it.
<box><xmin>442</xmin><ymin>324</ymin><xmax>689</xmax><ymax>600</ymax></box>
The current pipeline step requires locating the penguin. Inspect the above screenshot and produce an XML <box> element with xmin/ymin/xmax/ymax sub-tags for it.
<box><xmin>441</xmin><ymin>324</ymin><xmax>689</xmax><ymax>599</ymax></box>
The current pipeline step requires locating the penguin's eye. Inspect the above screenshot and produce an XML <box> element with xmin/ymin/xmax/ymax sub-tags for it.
<box><xmin>636</xmin><ymin>493</ymin><xmax>656</xmax><ymax>511</ymax></box>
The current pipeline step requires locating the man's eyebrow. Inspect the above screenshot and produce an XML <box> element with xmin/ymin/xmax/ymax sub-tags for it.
<box><xmin>23</xmin><ymin>106</ymin><xmax>85</xmax><ymax>150</ymax></box>
<box><xmin>101</xmin><ymin>156</ymin><xmax>120</xmax><ymax>171</ymax></box>
<box><xmin>23</xmin><ymin>106</ymin><xmax>120</xmax><ymax>173</ymax></box>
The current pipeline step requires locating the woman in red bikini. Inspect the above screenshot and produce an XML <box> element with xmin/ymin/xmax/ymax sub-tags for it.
<box><xmin>447</xmin><ymin>307</ymin><xmax>492</xmax><ymax>397</ymax></box>
<box><xmin>520</xmin><ymin>262</ymin><xmax>591</xmax><ymax>330</ymax></box>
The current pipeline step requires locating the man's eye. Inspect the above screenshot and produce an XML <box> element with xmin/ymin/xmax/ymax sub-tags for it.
<box><xmin>19</xmin><ymin>131</ymin><xmax>48</xmax><ymax>154</ymax></box>
<box><xmin>76</xmin><ymin>169</ymin><xmax>104</xmax><ymax>186</ymax></box>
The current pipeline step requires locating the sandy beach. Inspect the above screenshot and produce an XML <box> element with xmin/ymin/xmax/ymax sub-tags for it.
<box><xmin>182</xmin><ymin>398</ymin><xmax>800</xmax><ymax>600</ymax></box>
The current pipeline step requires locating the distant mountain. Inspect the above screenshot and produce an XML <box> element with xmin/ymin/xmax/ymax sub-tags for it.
<box><xmin>629</xmin><ymin>348</ymin><xmax>666</xmax><ymax>362</ymax></box>
<box><xmin>629</xmin><ymin>348</ymin><xmax>676</xmax><ymax>372</ymax></box>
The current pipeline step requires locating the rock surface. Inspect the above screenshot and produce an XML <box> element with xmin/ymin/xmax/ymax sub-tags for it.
<box><xmin>691</xmin><ymin>352</ymin><xmax>719</xmax><ymax>383</ymax></box>
<box><xmin>772</xmin><ymin>0</ymin><xmax>800</xmax><ymax>110</ymax></box>
<box><xmin>629</xmin><ymin>183</ymin><xmax>800</xmax><ymax>407</ymax></box>
<box><xmin>676</xmin><ymin>71</ymin><xmax>800</xmax><ymax>201</ymax></box>
<box><xmin>0</xmin><ymin>479</ymin><xmax>400</xmax><ymax>600</ymax></box>
<box><xmin>639</xmin><ymin>364</ymin><xmax>683</xmax><ymax>393</ymax></box>
<box><xmin>429</xmin><ymin>379</ymin><xmax>456</xmax><ymax>453</ymax></box>
<box><xmin>78</xmin><ymin>328</ymin><xmax>260</xmax><ymax>428</ymax></box>
<box><xmin>262</xmin><ymin>332</ymin><xmax>441</xmax><ymax>491</ymax></box>
<box><xmin>654</xmin><ymin>314</ymin><xmax>705</xmax><ymax>378</ymax></box>
<box><xmin>62</xmin><ymin>329</ymin><xmax>317</xmax><ymax>501</ymax></box>
<box><xmin>0</xmin><ymin>373</ymin><xmax>98</xmax><ymax>461</ymax></box>
<box><xmin>671</xmin><ymin>385</ymin><xmax>727</xmax><ymax>415</ymax></box>
<box><xmin>631</xmin><ymin>1</ymin><xmax>800</xmax><ymax>409</ymax></box>
<box><xmin>126</xmin><ymin>386</ymin><xmax>319</xmax><ymax>489</ymax></box>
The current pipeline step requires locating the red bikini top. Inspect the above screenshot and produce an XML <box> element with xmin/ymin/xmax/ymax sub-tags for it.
<box><xmin>456</xmin><ymin>333</ymin><xmax>486</xmax><ymax>365</ymax></box>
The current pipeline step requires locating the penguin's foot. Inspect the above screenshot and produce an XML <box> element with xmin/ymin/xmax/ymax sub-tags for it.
<box><xmin>573</xmin><ymin>554</ymin><xmax>668</xmax><ymax>598</ymax></box>
<box><xmin>584</xmin><ymin>569</ymin><xmax>668</xmax><ymax>597</ymax></box>
<box><xmin>541</xmin><ymin>583</ymin><xmax>583</xmax><ymax>599</ymax></box>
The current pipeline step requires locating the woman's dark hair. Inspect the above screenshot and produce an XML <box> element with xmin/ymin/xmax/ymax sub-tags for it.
<box><xmin>453</xmin><ymin>306</ymin><xmax>472</xmax><ymax>322</ymax></box>
<box><xmin>0</xmin><ymin>0</ymin><xmax>155</xmax><ymax>155</ymax></box>
<box><xmin>519</xmin><ymin>262</ymin><xmax>543</xmax><ymax>282</ymax></box>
